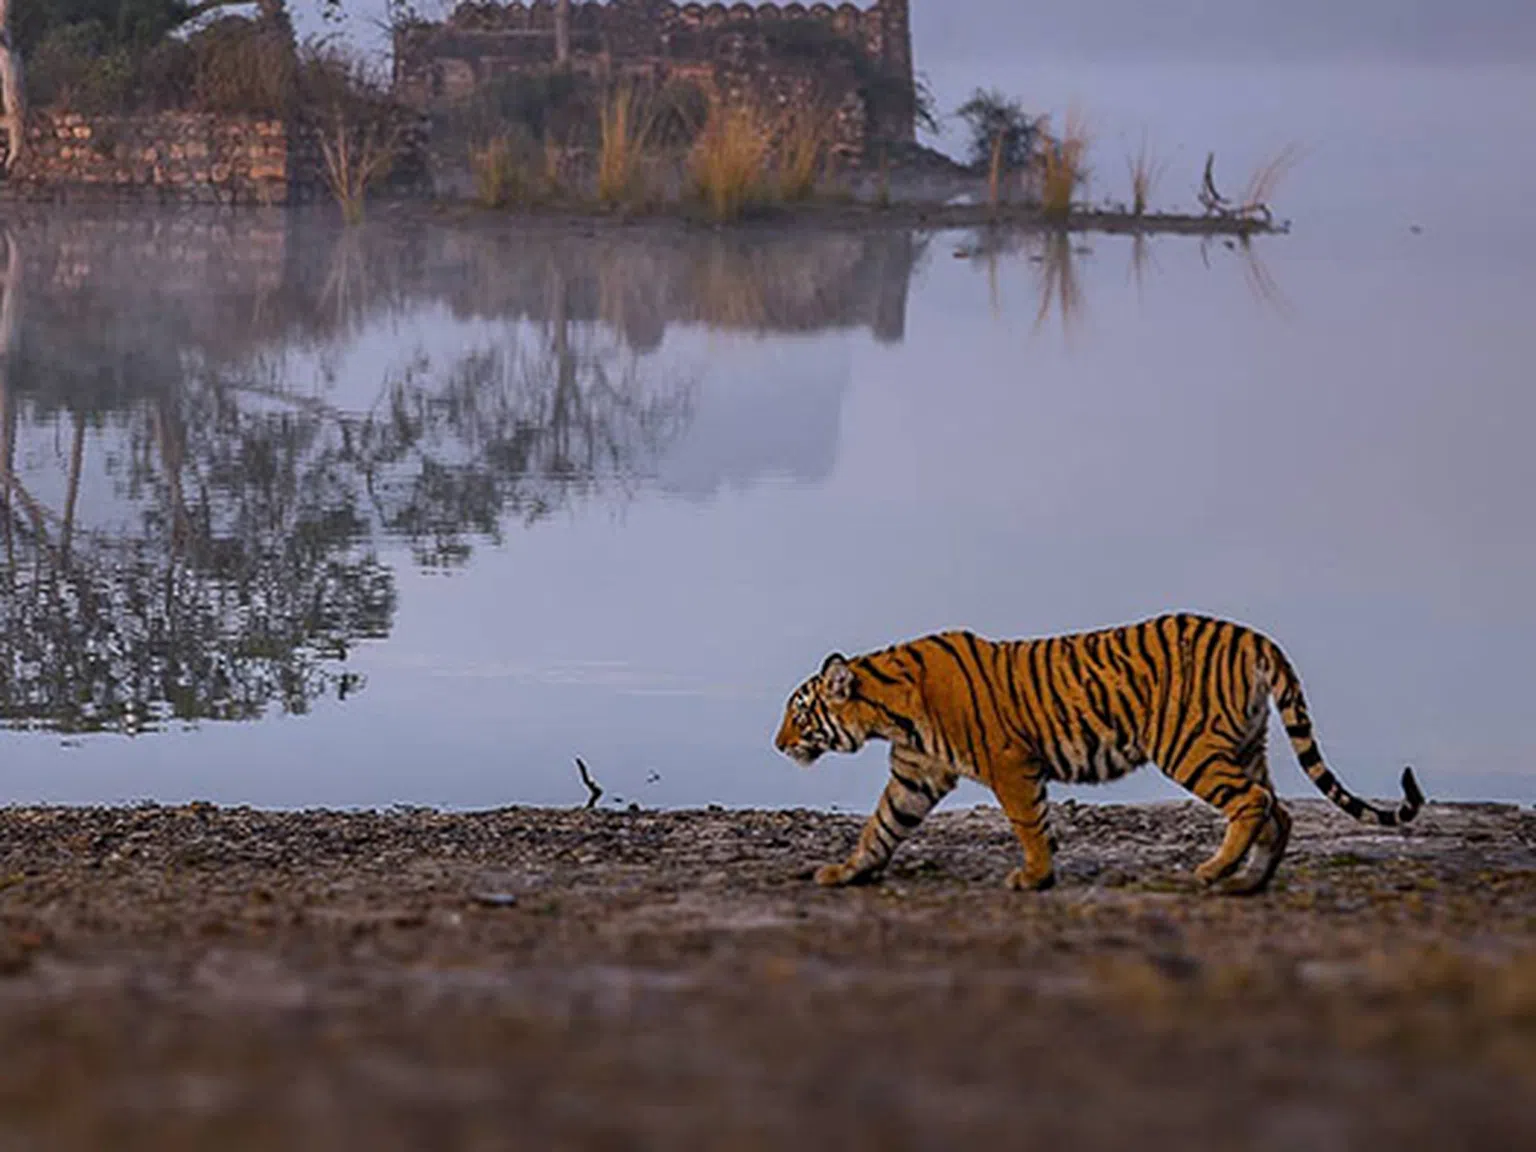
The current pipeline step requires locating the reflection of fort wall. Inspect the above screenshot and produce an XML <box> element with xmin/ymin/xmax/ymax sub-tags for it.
<box><xmin>3</xmin><ymin>210</ymin><xmax>916</xmax><ymax>389</ymax></box>
<box><xmin>426</xmin><ymin>227</ymin><xmax>916</xmax><ymax>349</ymax></box>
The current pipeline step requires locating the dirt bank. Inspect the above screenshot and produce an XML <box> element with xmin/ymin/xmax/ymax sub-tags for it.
<box><xmin>1</xmin><ymin>799</ymin><xmax>1532</xmax><ymax>1150</ymax></box>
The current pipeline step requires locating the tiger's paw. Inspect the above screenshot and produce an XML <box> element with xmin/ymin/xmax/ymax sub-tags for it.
<box><xmin>1005</xmin><ymin>867</ymin><xmax>1056</xmax><ymax>892</ymax></box>
<box><xmin>1194</xmin><ymin>858</ymin><xmax>1241</xmax><ymax>888</ymax></box>
<box><xmin>814</xmin><ymin>863</ymin><xmax>857</xmax><ymax>887</ymax></box>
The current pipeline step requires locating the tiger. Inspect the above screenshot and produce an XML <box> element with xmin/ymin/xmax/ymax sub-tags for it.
<box><xmin>773</xmin><ymin>613</ymin><xmax>1423</xmax><ymax>895</ymax></box>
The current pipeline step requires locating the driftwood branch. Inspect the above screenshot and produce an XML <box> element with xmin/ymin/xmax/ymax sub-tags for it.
<box><xmin>574</xmin><ymin>756</ymin><xmax>603</xmax><ymax>810</ymax></box>
<box><xmin>1199</xmin><ymin>151</ymin><xmax>1276</xmax><ymax>226</ymax></box>
<box><xmin>1198</xmin><ymin>152</ymin><xmax>1229</xmax><ymax>216</ymax></box>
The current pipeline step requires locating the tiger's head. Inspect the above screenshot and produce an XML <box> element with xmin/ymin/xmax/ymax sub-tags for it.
<box><xmin>774</xmin><ymin>653</ymin><xmax>876</xmax><ymax>766</ymax></box>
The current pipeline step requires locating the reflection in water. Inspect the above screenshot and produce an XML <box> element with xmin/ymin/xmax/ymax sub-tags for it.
<box><xmin>1127</xmin><ymin>232</ymin><xmax>1159</xmax><ymax>299</ymax></box>
<box><xmin>0</xmin><ymin>226</ymin><xmax>395</xmax><ymax>733</ymax></box>
<box><xmin>0</xmin><ymin>196</ymin><xmax>1528</xmax><ymax>808</ymax></box>
<box><xmin>958</xmin><ymin>224</ymin><xmax>1283</xmax><ymax>337</ymax></box>
<box><xmin>356</xmin><ymin>322</ymin><xmax>694</xmax><ymax>566</ymax></box>
<box><xmin>1033</xmin><ymin>232</ymin><xmax>1087</xmax><ymax>339</ymax></box>
<box><xmin>1230</xmin><ymin>235</ymin><xmax>1289</xmax><ymax>315</ymax></box>
<box><xmin>0</xmin><ymin>212</ymin><xmax>923</xmax><ymax>732</ymax></box>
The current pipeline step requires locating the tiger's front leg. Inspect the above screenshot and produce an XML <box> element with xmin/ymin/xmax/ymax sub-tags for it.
<box><xmin>989</xmin><ymin>753</ymin><xmax>1056</xmax><ymax>891</ymax></box>
<box><xmin>815</xmin><ymin>759</ymin><xmax>954</xmax><ymax>887</ymax></box>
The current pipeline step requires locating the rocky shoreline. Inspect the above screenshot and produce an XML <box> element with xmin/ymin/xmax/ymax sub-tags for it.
<box><xmin>1</xmin><ymin>798</ymin><xmax>1532</xmax><ymax>1149</ymax></box>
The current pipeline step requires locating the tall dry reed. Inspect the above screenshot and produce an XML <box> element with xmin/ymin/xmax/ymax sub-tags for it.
<box><xmin>1040</xmin><ymin>108</ymin><xmax>1091</xmax><ymax>222</ymax></box>
<box><xmin>598</xmin><ymin>87</ymin><xmax>654</xmax><ymax>207</ymax></box>
<box><xmin>689</xmin><ymin>97</ymin><xmax>773</xmax><ymax>221</ymax></box>
<box><xmin>1126</xmin><ymin>130</ymin><xmax>1166</xmax><ymax>216</ymax></box>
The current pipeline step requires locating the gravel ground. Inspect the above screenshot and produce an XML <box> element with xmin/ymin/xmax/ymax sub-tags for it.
<box><xmin>1</xmin><ymin>798</ymin><xmax>1533</xmax><ymax>1151</ymax></box>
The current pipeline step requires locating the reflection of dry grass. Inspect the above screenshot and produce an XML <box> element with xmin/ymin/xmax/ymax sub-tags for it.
<box><xmin>689</xmin><ymin>98</ymin><xmax>773</xmax><ymax>221</ymax></box>
<box><xmin>1041</xmin><ymin>108</ymin><xmax>1091</xmax><ymax>222</ymax></box>
<box><xmin>1126</xmin><ymin>130</ymin><xmax>1167</xmax><ymax>216</ymax></box>
<box><xmin>1235</xmin><ymin>235</ymin><xmax>1289</xmax><ymax>314</ymax></box>
<box><xmin>692</xmin><ymin>243</ymin><xmax>772</xmax><ymax>328</ymax></box>
<box><xmin>1127</xmin><ymin>231</ymin><xmax>1160</xmax><ymax>299</ymax></box>
<box><xmin>1033</xmin><ymin>231</ymin><xmax>1085</xmax><ymax>337</ymax></box>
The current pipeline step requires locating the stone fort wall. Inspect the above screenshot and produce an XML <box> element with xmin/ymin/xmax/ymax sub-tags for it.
<box><xmin>394</xmin><ymin>1</ymin><xmax>915</xmax><ymax>152</ymax></box>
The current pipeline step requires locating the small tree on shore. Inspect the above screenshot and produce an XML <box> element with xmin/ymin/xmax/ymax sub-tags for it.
<box><xmin>301</xmin><ymin>43</ymin><xmax>404</xmax><ymax>224</ymax></box>
<box><xmin>955</xmin><ymin>88</ymin><xmax>1042</xmax><ymax>173</ymax></box>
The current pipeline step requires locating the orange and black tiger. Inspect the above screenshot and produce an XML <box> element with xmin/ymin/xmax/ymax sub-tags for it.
<box><xmin>774</xmin><ymin>613</ymin><xmax>1423</xmax><ymax>895</ymax></box>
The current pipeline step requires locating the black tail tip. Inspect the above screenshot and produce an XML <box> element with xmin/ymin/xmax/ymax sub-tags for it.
<box><xmin>1401</xmin><ymin>766</ymin><xmax>1425</xmax><ymax>813</ymax></box>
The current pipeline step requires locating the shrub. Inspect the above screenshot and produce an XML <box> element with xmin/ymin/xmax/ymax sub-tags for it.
<box><xmin>187</xmin><ymin>16</ymin><xmax>295</xmax><ymax>116</ymax></box>
<box><xmin>26</xmin><ymin>21</ymin><xmax>135</xmax><ymax>112</ymax></box>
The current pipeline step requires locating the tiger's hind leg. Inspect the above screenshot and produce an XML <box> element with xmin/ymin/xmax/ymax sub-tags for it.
<box><xmin>1220</xmin><ymin>801</ymin><xmax>1291</xmax><ymax>896</ymax></box>
<box><xmin>1190</xmin><ymin>773</ymin><xmax>1276</xmax><ymax>887</ymax></box>
<box><xmin>1164</xmin><ymin>749</ymin><xmax>1276</xmax><ymax>887</ymax></box>
<box><xmin>1217</xmin><ymin>744</ymin><xmax>1291</xmax><ymax>895</ymax></box>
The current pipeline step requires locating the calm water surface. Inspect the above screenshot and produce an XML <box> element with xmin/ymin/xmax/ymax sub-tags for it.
<box><xmin>1</xmin><ymin>57</ymin><xmax>1532</xmax><ymax>811</ymax></box>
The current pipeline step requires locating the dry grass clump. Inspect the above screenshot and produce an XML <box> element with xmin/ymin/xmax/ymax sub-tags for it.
<box><xmin>774</xmin><ymin>106</ymin><xmax>833</xmax><ymax>202</ymax></box>
<box><xmin>1240</xmin><ymin>142</ymin><xmax>1303</xmax><ymax>214</ymax></box>
<box><xmin>689</xmin><ymin>97</ymin><xmax>774</xmax><ymax>221</ymax></box>
<box><xmin>1040</xmin><ymin>108</ymin><xmax>1091</xmax><ymax>222</ymax></box>
<box><xmin>597</xmin><ymin>86</ymin><xmax>656</xmax><ymax>207</ymax></box>
<box><xmin>471</xmin><ymin>136</ymin><xmax>521</xmax><ymax>209</ymax></box>
<box><xmin>471</xmin><ymin>134</ymin><xmax>568</xmax><ymax>209</ymax></box>
<box><xmin>1126</xmin><ymin>130</ymin><xmax>1167</xmax><ymax>216</ymax></box>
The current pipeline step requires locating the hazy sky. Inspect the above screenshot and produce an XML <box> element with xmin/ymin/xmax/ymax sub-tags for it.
<box><xmin>308</xmin><ymin>1</ymin><xmax>1536</xmax><ymax>66</ymax></box>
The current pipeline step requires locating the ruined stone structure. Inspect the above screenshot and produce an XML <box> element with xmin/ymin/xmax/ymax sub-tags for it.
<box><xmin>394</xmin><ymin>1</ymin><xmax>916</xmax><ymax>156</ymax></box>
<box><xmin>1</xmin><ymin>111</ymin><xmax>430</xmax><ymax>206</ymax></box>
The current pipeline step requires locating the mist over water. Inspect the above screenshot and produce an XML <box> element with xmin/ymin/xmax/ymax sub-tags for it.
<box><xmin>1</xmin><ymin>5</ymin><xmax>1532</xmax><ymax>810</ymax></box>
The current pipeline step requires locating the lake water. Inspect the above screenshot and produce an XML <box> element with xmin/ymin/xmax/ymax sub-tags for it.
<box><xmin>1</xmin><ymin>52</ymin><xmax>1533</xmax><ymax>812</ymax></box>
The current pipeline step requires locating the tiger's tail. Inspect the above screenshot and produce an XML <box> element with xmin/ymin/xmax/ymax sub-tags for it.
<box><xmin>1261</xmin><ymin>638</ymin><xmax>1424</xmax><ymax>827</ymax></box>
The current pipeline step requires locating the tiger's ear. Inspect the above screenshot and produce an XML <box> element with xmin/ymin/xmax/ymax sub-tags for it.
<box><xmin>820</xmin><ymin>653</ymin><xmax>855</xmax><ymax>702</ymax></box>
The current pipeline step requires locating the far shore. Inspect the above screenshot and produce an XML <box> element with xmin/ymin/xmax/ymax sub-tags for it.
<box><xmin>0</xmin><ymin>188</ymin><xmax>1285</xmax><ymax>238</ymax></box>
<box><xmin>421</xmin><ymin>196</ymin><xmax>1286</xmax><ymax>236</ymax></box>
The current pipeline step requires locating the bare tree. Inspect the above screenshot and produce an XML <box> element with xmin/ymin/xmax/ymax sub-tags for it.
<box><xmin>0</xmin><ymin>0</ymin><xmax>24</xmax><ymax>173</ymax></box>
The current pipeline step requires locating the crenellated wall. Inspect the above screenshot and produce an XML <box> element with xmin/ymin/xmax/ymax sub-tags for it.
<box><xmin>394</xmin><ymin>0</ymin><xmax>915</xmax><ymax>153</ymax></box>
